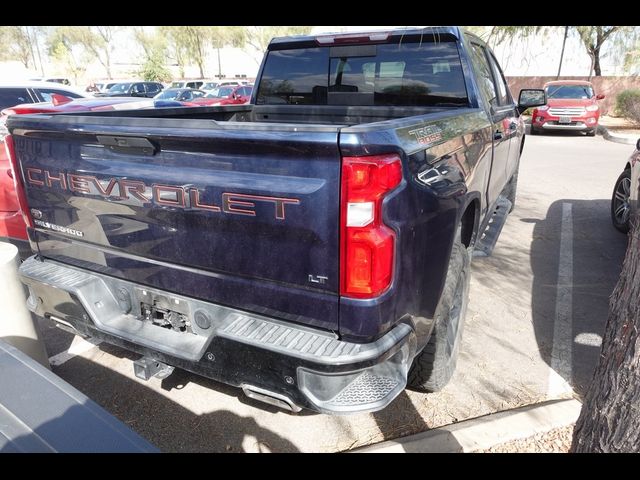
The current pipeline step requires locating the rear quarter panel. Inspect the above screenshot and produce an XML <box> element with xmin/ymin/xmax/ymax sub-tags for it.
<box><xmin>339</xmin><ymin>109</ymin><xmax>492</xmax><ymax>342</ymax></box>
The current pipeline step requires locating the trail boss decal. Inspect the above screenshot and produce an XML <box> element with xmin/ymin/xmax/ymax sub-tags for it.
<box><xmin>408</xmin><ymin>125</ymin><xmax>444</xmax><ymax>146</ymax></box>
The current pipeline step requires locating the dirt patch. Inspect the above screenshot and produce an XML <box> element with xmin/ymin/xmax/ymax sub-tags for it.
<box><xmin>477</xmin><ymin>424</ymin><xmax>574</xmax><ymax>453</ymax></box>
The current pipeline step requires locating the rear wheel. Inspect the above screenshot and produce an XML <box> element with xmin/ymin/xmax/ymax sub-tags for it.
<box><xmin>407</xmin><ymin>236</ymin><xmax>471</xmax><ymax>393</ymax></box>
<box><xmin>611</xmin><ymin>169</ymin><xmax>632</xmax><ymax>233</ymax></box>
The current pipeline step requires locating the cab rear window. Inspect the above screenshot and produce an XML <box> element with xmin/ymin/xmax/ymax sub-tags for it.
<box><xmin>257</xmin><ymin>40</ymin><xmax>468</xmax><ymax>107</ymax></box>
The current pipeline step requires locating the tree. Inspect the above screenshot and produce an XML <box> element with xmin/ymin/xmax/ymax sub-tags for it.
<box><xmin>240</xmin><ymin>26</ymin><xmax>313</xmax><ymax>63</ymax></box>
<box><xmin>161</xmin><ymin>26</ymin><xmax>192</xmax><ymax>78</ymax></box>
<box><xmin>47</xmin><ymin>26</ymin><xmax>90</xmax><ymax>85</ymax></box>
<box><xmin>160</xmin><ymin>26</ymin><xmax>247</xmax><ymax>79</ymax></box>
<box><xmin>557</xmin><ymin>26</ymin><xmax>569</xmax><ymax>79</ymax></box>
<box><xmin>161</xmin><ymin>26</ymin><xmax>211</xmax><ymax>78</ymax></box>
<box><xmin>571</xmin><ymin>216</ymin><xmax>640</xmax><ymax>452</ymax></box>
<box><xmin>467</xmin><ymin>26</ymin><xmax>562</xmax><ymax>76</ymax></box>
<box><xmin>132</xmin><ymin>27</ymin><xmax>171</xmax><ymax>82</ymax></box>
<box><xmin>210</xmin><ymin>26</ymin><xmax>245</xmax><ymax>78</ymax></box>
<box><xmin>0</xmin><ymin>26</ymin><xmax>34</xmax><ymax>68</ymax></box>
<box><xmin>576</xmin><ymin>26</ymin><xmax>623</xmax><ymax>77</ymax></box>
<box><xmin>74</xmin><ymin>26</ymin><xmax>121</xmax><ymax>79</ymax></box>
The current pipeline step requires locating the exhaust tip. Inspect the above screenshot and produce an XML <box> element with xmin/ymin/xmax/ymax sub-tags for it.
<box><xmin>241</xmin><ymin>385</ymin><xmax>302</xmax><ymax>413</ymax></box>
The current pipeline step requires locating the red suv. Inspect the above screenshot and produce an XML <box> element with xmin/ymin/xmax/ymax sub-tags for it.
<box><xmin>530</xmin><ymin>80</ymin><xmax>604</xmax><ymax>136</ymax></box>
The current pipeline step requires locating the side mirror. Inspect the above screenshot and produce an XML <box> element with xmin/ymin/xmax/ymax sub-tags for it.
<box><xmin>636</xmin><ymin>138</ymin><xmax>640</xmax><ymax>151</ymax></box>
<box><xmin>518</xmin><ymin>89</ymin><xmax>546</xmax><ymax>114</ymax></box>
<box><xmin>596</xmin><ymin>94</ymin><xmax>606</xmax><ymax>100</ymax></box>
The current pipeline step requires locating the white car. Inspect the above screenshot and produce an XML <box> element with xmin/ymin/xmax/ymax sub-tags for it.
<box><xmin>200</xmin><ymin>80</ymin><xmax>220</xmax><ymax>93</ymax></box>
<box><xmin>170</xmin><ymin>80</ymin><xmax>204</xmax><ymax>90</ymax></box>
<box><xmin>0</xmin><ymin>81</ymin><xmax>89</xmax><ymax>111</ymax></box>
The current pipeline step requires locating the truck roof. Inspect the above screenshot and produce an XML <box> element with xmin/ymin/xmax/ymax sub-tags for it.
<box><xmin>269</xmin><ymin>26</ymin><xmax>462</xmax><ymax>48</ymax></box>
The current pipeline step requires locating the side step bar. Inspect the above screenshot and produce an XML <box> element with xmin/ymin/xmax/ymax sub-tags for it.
<box><xmin>474</xmin><ymin>196</ymin><xmax>512</xmax><ymax>258</ymax></box>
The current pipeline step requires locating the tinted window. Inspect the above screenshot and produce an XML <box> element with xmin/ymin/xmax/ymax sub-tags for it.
<box><xmin>0</xmin><ymin>88</ymin><xmax>32</xmax><ymax>110</ymax></box>
<box><xmin>469</xmin><ymin>43</ymin><xmax>497</xmax><ymax>108</ymax></box>
<box><xmin>257</xmin><ymin>47</ymin><xmax>328</xmax><ymax>105</ymax></box>
<box><xmin>109</xmin><ymin>83</ymin><xmax>132</xmax><ymax>93</ymax></box>
<box><xmin>487</xmin><ymin>53</ymin><xmax>511</xmax><ymax>106</ymax></box>
<box><xmin>546</xmin><ymin>85</ymin><xmax>594</xmax><ymax>99</ymax></box>
<box><xmin>257</xmin><ymin>41</ymin><xmax>468</xmax><ymax>107</ymax></box>
<box><xmin>132</xmin><ymin>84</ymin><xmax>145</xmax><ymax>94</ymax></box>
<box><xmin>37</xmin><ymin>88</ymin><xmax>83</xmax><ymax>103</ymax></box>
<box><xmin>215</xmin><ymin>87</ymin><xmax>235</xmax><ymax>98</ymax></box>
<box><xmin>145</xmin><ymin>83</ymin><xmax>160</xmax><ymax>95</ymax></box>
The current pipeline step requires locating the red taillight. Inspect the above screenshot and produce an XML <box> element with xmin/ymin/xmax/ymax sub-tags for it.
<box><xmin>340</xmin><ymin>154</ymin><xmax>402</xmax><ymax>298</ymax></box>
<box><xmin>4</xmin><ymin>134</ymin><xmax>34</xmax><ymax>229</ymax></box>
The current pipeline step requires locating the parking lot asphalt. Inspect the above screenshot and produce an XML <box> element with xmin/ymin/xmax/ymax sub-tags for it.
<box><xmin>36</xmin><ymin>131</ymin><xmax>633</xmax><ymax>452</ymax></box>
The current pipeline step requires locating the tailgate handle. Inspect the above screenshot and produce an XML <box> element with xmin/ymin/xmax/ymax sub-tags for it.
<box><xmin>96</xmin><ymin>135</ymin><xmax>158</xmax><ymax>156</ymax></box>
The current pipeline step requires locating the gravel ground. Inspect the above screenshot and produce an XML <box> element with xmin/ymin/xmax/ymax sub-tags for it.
<box><xmin>478</xmin><ymin>425</ymin><xmax>575</xmax><ymax>453</ymax></box>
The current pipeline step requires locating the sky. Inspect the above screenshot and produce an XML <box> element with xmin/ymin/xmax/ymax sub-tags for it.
<box><xmin>2</xmin><ymin>26</ymin><xmax>633</xmax><ymax>85</ymax></box>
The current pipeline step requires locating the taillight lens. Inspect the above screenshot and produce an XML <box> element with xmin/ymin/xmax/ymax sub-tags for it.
<box><xmin>4</xmin><ymin>134</ymin><xmax>34</xmax><ymax>229</ymax></box>
<box><xmin>340</xmin><ymin>154</ymin><xmax>402</xmax><ymax>298</ymax></box>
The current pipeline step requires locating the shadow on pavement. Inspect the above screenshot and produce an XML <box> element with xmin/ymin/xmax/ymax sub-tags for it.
<box><xmin>52</xmin><ymin>351</ymin><xmax>300</xmax><ymax>452</ymax></box>
<box><xmin>528</xmin><ymin>199</ymin><xmax>627</xmax><ymax>396</ymax></box>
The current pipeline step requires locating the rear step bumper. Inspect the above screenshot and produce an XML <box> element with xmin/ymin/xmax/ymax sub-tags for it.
<box><xmin>19</xmin><ymin>256</ymin><xmax>416</xmax><ymax>414</ymax></box>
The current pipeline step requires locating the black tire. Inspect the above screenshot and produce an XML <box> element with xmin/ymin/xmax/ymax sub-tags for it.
<box><xmin>407</xmin><ymin>237</ymin><xmax>471</xmax><ymax>393</ymax></box>
<box><xmin>586</xmin><ymin>129</ymin><xmax>596</xmax><ymax>137</ymax></box>
<box><xmin>529</xmin><ymin>125</ymin><xmax>538</xmax><ymax>135</ymax></box>
<box><xmin>611</xmin><ymin>169</ymin><xmax>632</xmax><ymax>234</ymax></box>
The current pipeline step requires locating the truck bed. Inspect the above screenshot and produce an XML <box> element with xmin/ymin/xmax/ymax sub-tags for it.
<box><xmin>67</xmin><ymin>103</ymin><xmax>456</xmax><ymax>127</ymax></box>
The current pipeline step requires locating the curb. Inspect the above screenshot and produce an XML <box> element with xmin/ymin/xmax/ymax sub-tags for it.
<box><xmin>598</xmin><ymin>125</ymin><xmax>638</xmax><ymax>146</ymax></box>
<box><xmin>351</xmin><ymin>398</ymin><xmax>582</xmax><ymax>453</ymax></box>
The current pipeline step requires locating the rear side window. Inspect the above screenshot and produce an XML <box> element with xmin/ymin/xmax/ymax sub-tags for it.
<box><xmin>257</xmin><ymin>40</ymin><xmax>468</xmax><ymax>107</ymax></box>
<box><xmin>0</xmin><ymin>88</ymin><xmax>32</xmax><ymax>110</ymax></box>
<box><xmin>468</xmin><ymin>43</ymin><xmax>498</xmax><ymax>108</ymax></box>
<box><xmin>487</xmin><ymin>53</ymin><xmax>511</xmax><ymax>106</ymax></box>
<box><xmin>146</xmin><ymin>83</ymin><xmax>161</xmax><ymax>95</ymax></box>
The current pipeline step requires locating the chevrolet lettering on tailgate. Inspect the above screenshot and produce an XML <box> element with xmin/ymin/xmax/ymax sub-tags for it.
<box><xmin>25</xmin><ymin>168</ymin><xmax>300</xmax><ymax>220</ymax></box>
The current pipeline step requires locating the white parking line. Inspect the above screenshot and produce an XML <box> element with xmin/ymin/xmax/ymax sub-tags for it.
<box><xmin>548</xmin><ymin>202</ymin><xmax>574</xmax><ymax>396</ymax></box>
<box><xmin>48</xmin><ymin>335</ymin><xmax>103</xmax><ymax>367</ymax></box>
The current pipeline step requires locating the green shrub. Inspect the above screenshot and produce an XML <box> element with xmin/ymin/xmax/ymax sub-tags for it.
<box><xmin>615</xmin><ymin>90</ymin><xmax>640</xmax><ymax>126</ymax></box>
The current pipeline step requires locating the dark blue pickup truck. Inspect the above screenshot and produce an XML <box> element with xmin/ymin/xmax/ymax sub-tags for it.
<box><xmin>6</xmin><ymin>27</ymin><xmax>544</xmax><ymax>414</ymax></box>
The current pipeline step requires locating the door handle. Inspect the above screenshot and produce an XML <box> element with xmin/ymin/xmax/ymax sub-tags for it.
<box><xmin>96</xmin><ymin>135</ymin><xmax>158</xmax><ymax>156</ymax></box>
<box><xmin>494</xmin><ymin>131</ymin><xmax>504</xmax><ymax>141</ymax></box>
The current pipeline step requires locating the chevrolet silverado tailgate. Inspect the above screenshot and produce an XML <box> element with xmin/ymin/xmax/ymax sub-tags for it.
<box><xmin>8</xmin><ymin>115</ymin><xmax>341</xmax><ymax>330</ymax></box>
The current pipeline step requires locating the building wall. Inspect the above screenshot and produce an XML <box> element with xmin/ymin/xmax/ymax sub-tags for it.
<box><xmin>507</xmin><ymin>76</ymin><xmax>640</xmax><ymax>116</ymax></box>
